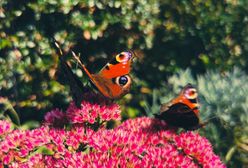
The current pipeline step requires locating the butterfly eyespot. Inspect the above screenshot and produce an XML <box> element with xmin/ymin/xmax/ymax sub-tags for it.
<box><xmin>190</xmin><ymin>90</ymin><xmax>196</xmax><ymax>95</ymax></box>
<box><xmin>118</xmin><ymin>76</ymin><xmax>128</xmax><ymax>86</ymax></box>
<box><xmin>185</xmin><ymin>88</ymin><xmax>198</xmax><ymax>99</ymax></box>
<box><xmin>116</xmin><ymin>52</ymin><xmax>132</xmax><ymax>63</ymax></box>
<box><xmin>118</xmin><ymin>54</ymin><xmax>125</xmax><ymax>59</ymax></box>
<box><xmin>114</xmin><ymin>75</ymin><xmax>131</xmax><ymax>87</ymax></box>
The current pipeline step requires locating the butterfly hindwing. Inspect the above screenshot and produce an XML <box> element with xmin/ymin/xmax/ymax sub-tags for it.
<box><xmin>90</xmin><ymin>74</ymin><xmax>132</xmax><ymax>99</ymax></box>
<box><xmin>159</xmin><ymin>103</ymin><xmax>200</xmax><ymax>130</ymax></box>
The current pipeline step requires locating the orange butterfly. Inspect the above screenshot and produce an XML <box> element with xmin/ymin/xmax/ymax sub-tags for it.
<box><xmin>54</xmin><ymin>42</ymin><xmax>135</xmax><ymax>105</ymax></box>
<box><xmin>155</xmin><ymin>84</ymin><xmax>206</xmax><ymax>130</ymax></box>
<box><xmin>72</xmin><ymin>51</ymin><xmax>135</xmax><ymax>99</ymax></box>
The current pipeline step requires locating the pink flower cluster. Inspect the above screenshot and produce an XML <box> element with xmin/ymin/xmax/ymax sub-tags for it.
<box><xmin>44</xmin><ymin>93</ymin><xmax>121</xmax><ymax>127</ymax></box>
<box><xmin>0</xmin><ymin>95</ymin><xmax>226</xmax><ymax>167</ymax></box>
<box><xmin>66</xmin><ymin>100</ymin><xmax>121</xmax><ymax>124</ymax></box>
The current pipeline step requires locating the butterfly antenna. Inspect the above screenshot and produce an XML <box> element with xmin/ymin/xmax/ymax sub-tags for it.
<box><xmin>71</xmin><ymin>51</ymin><xmax>93</xmax><ymax>79</ymax></box>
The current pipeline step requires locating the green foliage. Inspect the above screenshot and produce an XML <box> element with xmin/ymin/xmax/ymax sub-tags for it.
<box><xmin>0</xmin><ymin>97</ymin><xmax>40</xmax><ymax>129</ymax></box>
<box><xmin>197</xmin><ymin>68</ymin><xmax>248</xmax><ymax>167</ymax></box>
<box><xmin>1</xmin><ymin>0</ymin><xmax>248</xmax><ymax>120</ymax></box>
<box><xmin>0</xmin><ymin>97</ymin><xmax>20</xmax><ymax>125</ymax></box>
<box><xmin>145</xmin><ymin>68</ymin><xmax>248</xmax><ymax>166</ymax></box>
<box><xmin>0</xmin><ymin>1</ymin><xmax>248</xmax><ymax>166</ymax></box>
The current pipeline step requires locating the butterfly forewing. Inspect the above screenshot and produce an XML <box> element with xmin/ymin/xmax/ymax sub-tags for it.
<box><xmin>98</xmin><ymin>51</ymin><xmax>134</xmax><ymax>79</ymax></box>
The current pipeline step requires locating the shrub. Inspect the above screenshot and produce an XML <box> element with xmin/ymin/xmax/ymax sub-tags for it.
<box><xmin>1</xmin><ymin>0</ymin><xmax>248</xmax><ymax>121</ymax></box>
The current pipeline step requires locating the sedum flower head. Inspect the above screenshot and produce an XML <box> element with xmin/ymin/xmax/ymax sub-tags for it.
<box><xmin>66</xmin><ymin>100</ymin><xmax>121</xmax><ymax>124</ymax></box>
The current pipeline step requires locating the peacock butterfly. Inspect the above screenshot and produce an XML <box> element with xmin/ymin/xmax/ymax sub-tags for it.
<box><xmin>54</xmin><ymin>41</ymin><xmax>135</xmax><ymax>106</ymax></box>
<box><xmin>155</xmin><ymin>83</ymin><xmax>206</xmax><ymax>130</ymax></box>
<box><xmin>71</xmin><ymin>50</ymin><xmax>135</xmax><ymax>99</ymax></box>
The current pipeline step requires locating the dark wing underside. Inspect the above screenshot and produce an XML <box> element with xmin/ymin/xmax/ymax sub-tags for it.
<box><xmin>55</xmin><ymin>46</ymin><xmax>89</xmax><ymax>107</ymax></box>
<box><xmin>155</xmin><ymin>103</ymin><xmax>200</xmax><ymax>130</ymax></box>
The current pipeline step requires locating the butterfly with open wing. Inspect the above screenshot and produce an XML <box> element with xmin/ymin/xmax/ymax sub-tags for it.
<box><xmin>155</xmin><ymin>83</ymin><xmax>207</xmax><ymax>130</ymax></box>
<box><xmin>54</xmin><ymin>42</ymin><xmax>136</xmax><ymax>107</ymax></box>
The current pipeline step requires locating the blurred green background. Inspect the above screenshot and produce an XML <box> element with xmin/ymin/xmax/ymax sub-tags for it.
<box><xmin>0</xmin><ymin>0</ymin><xmax>248</xmax><ymax>166</ymax></box>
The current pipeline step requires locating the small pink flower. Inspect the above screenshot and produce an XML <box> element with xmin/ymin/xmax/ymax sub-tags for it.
<box><xmin>18</xmin><ymin>148</ymin><xmax>29</xmax><ymax>157</ymax></box>
<box><xmin>2</xmin><ymin>150</ymin><xmax>14</xmax><ymax>165</ymax></box>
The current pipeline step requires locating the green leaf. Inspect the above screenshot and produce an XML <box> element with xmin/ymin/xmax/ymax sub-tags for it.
<box><xmin>0</xmin><ymin>98</ymin><xmax>20</xmax><ymax>126</ymax></box>
<box><xmin>35</xmin><ymin>146</ymin><xmax>54</xmax><ymax>155</ymax></box>
<box><xmin>225</xmin><ymin>146</ymin><xmax>236</xmax><ymax>162</ymax></box>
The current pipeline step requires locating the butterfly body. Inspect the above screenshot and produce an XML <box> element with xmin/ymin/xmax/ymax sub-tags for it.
<box><xmin>156</xmin><ymin>84</ymin><xmax>205</xmax><ymax>130</ymax></box>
